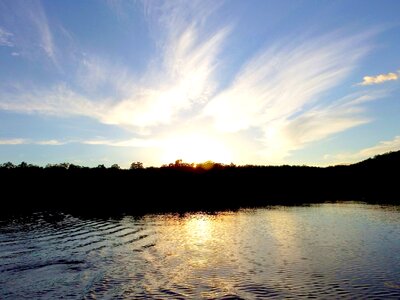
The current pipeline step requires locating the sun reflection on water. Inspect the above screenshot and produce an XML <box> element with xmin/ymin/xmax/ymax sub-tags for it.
<box><xmin>185</xmin><ymin>214</ymin><xmax>213</xmax><ymax>245</ymax></box>
<box><xmin>2</xmin><ymin>205</ymin><xmax>400</xmax><ymax>298</ymax></box>
<box><xmin>143</xmin><ymin>212</ymin><xmax>240</xmax><ymax>298</ymax></box>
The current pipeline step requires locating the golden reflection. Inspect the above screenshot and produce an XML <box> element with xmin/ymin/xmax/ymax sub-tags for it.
<box><xmin>262</xmin><ymin>208</ymin><xmax>302</xmax><ymax>262</ymax></box>
<box><xmin>184</xmin><ymin>215</ymin><xmax>212</xmax><ymax>245</ymax></box>
<box><xmin>144</xmin><ymin>212</ymin><xmax>240</xmax><ymax>298</ymax></box>
<box><xmin>266</xmin><ymin>209</ymin><xmax>298</xmax><ymax>242</ymax></box>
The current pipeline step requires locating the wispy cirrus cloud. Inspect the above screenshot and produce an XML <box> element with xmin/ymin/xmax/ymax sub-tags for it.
<box><xmin>101</xmin><ymin>0</ymin><xmax>228</xmax><ymax>128</ymax></box>
<box><xmin>203</xmin><ymin>32</ymin><xmax>377</xmax><ymax>161</ymax></box>
<box><xmin>27</xmin><ymin>0</ymin><xmax>56</xmax><ymax>64</ymax></box>
<box><xmin>0</xmin><ymin>138</ymin><xmax>26</xmax><ymax>145</ymax></box>
<box><xmin>103</xmin><ymin>25</ymin><xmax>229</xmax><ymax>128</ymax></box>
<box><xmin>76</xmin><ymin>55</ymin><xmax>134</xmax><ymax>97</ymax></box>
<box><xmin>0</xmin><ymin>136</ymin><xmax>156</xmax><ymax>149</ymax></box>
<box><xmin>36</xmin><ymin>139</ymin><xmax>68</xmax><ymax>146</ymax></box>
<box><xmin>0</xmin><ymin>18</ymin><xmax>228</xmax><ymax>129</ymax></box>
<box><xmin>0</xmin><ymin>138</ymin><xmax>68</xmax><ymax>146</ymax></box>
<box><xmin>0</xmin><ymin>0</ymin><xmax>57</xmax><ymax>64</ymax></box>
<box><xmin>324</xmin><ymin>135</ymin><xmax>400</xmax><ymax>164</ymax></box>
<box><xmin>0</xmin><ymin>84</ymin><xmax>104</xmax><ymax>118</ymax></box>
<box><xmin>0</xmin><ymin>1</ymin><xmax>228</xmax><ymax>129</ymax></box>
<box><xmin>0</xmin><ymin>27</ymin><xmax>13</xmax><ymax>47</ymax></box>
<box><xmin>83</xmin><ymin>137</ymin><xmax>157</xmax><ymax>148</ymax></box>
<box><xmin>359</xmin><ymin>71</ymin><xmax>399</xmax><ymax>85</ymax></box>
<box><xmin>205</xmin><ymin>33</ymin><xmax>369</xmax><ymax>131</ymax></box>
<box><xmin>0</xmin><ymin>1</ymin><xmax>389</xmax><ymax>164</ymax></box>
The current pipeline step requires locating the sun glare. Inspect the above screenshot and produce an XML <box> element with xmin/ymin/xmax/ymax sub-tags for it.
<box><xmin>161</xmin><ymin>133</ymin><xmax>233</xmax><ymax>164</ymax></box>
<box><xmin>185</xmin><ymin>215</ymin><xmax>213</xmax><ymax>243</ymax></box>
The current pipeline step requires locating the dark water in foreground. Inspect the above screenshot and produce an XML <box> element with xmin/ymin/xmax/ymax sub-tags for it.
<box><xmin>1</xmin><ymin>203</ymin><xmax>400</xmax><ymax>299</ymax></box>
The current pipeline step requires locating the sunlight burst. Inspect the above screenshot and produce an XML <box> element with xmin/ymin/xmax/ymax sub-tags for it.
<box><xmin>161</xmin><ymin>133</ymin><xmax>232</xmax><ymax>164</ymax></box>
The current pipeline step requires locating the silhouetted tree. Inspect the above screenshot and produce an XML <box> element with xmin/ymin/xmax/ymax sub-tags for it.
<box><xmin>130</xmin><ymin>162</ymin><xmax>143</xmax><ymax>169</ymax></box>
<box><xmin>1</xmin><ymin>150</ymin><xmax>399</xmax><ymax>216</ymax></box>
<box><xmin>1</xmin><ymin>162</ymin><xmax>15</xmax><ymax>169</ymax></box>
<box><xmin>110</xmin><ymin>164</ymin><xmax>120</xmax><ymax>169</ymax></box>
<box><xmin>19</xmin><ymin>161</ymin><xmax>28</xmax><ymax>168</ymax></box>
<box><xmin>18</xmin><ymin>161</ymin><xmax>38</xmax><ymax>168</ymax></box>
<box><xmin>69</xmin><ymin>164</ymin><xmax>82</xmax><ymax>170</ymax></box>
<box><xmin>196</xmin><ymin>160</ymin><xmax>217</xmax><ymax>170</ymax></box>
<box><xmin>59</xmin><ymin>162</ymin><xmax>70</xmax><ymax>169</ymax></box>
<box><xmin>168</xmin><ymin>159</ymin><xmax>194</xmax><ymax>168</ymax></box>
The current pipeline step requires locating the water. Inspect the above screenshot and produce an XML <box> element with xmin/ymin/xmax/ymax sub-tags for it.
<box><xmin>1</xmin><ymin>203</ymin><xmax>400</xmax><ymax>299</ymax></box>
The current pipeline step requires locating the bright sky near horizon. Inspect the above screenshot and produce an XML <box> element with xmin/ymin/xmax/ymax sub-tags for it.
<box><xmin>0</xmin><ymin>0</ymin><xmax>399</xmax><ymax>167</ymax></box>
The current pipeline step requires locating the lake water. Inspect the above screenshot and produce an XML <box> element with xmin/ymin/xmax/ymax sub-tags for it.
<box><xmin>1</xmin><ymin>203</ymin><xmax>400</xmax><ymax>299</ymax></box>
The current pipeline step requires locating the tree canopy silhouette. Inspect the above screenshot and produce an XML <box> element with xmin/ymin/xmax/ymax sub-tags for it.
<box><xmin>0</xmin><ymin>150</ymin><xmax>399</xmax><ymax>216</ymax></box>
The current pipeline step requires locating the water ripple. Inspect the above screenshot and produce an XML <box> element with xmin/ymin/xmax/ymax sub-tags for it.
<box><xmin>0</xmin><ymin>203</ymin><xmax>399</xmax><ymax>299</ymax></box>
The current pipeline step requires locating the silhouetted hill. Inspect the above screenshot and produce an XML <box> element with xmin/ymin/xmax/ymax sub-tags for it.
<box><xmin>353</xmin><ymin>150</ymin><xmax>400</xmax><ymax>168</ymax></box>
<box><xmin>1</xmin><ymin>151</ymin><xmax>399</xmax><ymax>216</ymax></box>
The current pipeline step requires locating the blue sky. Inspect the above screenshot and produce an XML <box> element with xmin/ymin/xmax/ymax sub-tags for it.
<box><xmin>0</xmin><ymin>0</ymin><xmax>399</xmax><ymax>167</ymax></box>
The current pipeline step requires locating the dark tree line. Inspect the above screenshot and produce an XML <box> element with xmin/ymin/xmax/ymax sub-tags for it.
<box><xmin>0</xmin><ymin>151</ymin><xmax>399</xmax><ymax>216</ymax></box>
<box><xmin>0</xmin><ymin>159</ymin><xmax>229</xmax><ymax>171</ymax></box>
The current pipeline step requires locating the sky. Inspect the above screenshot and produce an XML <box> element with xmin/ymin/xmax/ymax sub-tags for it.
<box><xmin>0</xmin><ymin>0</ymin><xmax>399</xmax><ymax>167</ymax></box>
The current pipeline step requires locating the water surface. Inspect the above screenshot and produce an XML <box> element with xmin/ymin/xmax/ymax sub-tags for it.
<box><xmin>1</xmin><ymin>203</ymin><xmax>400</xmax><ymax>299</ymax></box>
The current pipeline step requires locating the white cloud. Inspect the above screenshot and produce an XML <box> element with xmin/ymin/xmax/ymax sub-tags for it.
<box><xmin>0</xmin><ymin>138</ymin><xmax>26</xmax><ymax>145</ymax></box>
<box><xmin>358</xmin><ymin>136</ymin><xmax>400</xmax><ymax>157</ymax></box>
<box><xmin>0</xmin><ymin>27</ymin><xmax>13</xmax><ymax>47</ymax></box>
<box><xmin>103</xmin><ymin>26</ymin><xmax>228</xmax><ymax>128</ymax></box>
<box><xmin>0</xmin><ymin>20</ymin><xmax>227</xmax><ymax>129</ymax></box>
<box><xmin>36</xmin><ymin>140</ymin><xmax>68</xmax><ymax>146</ymax></box>
<box><xmin>30</xmin><ymin>2</ymin><xmax>57</xmax><ymax>64</ymax></box>
<box><xmin>83</xmin><ymin>138</ymin><xmax>157</xmax><ymax>147</ymax></box>
<box><xmin>142</xmin><ymin>0</ymin><xmax>222</xmax><ymax>39</ymax></box>
<box><xmin>0</xmin><ymin>0</ymin><xmax>57</xmax><ymax>64</ymax></box>
<box><xmin>204</xmin><ymin>32</ymin><xmax>375</xmax><ymax>162</ymax></box>
<box><xmin>77</xmin><ymin>57</ymin><xmax>109</xmax><ymax>91</ymax></box>
<box><xmin>0</xmin><ymin>2</ymin><xmax>387</xmax><ymax>164</ymax></box>
<box><xmin>76</xmin><ymin>56</ymin><xmax>128</xmax><ymax>93</ymax></box>
<box><xmin>0</xmin><ymin>136</ymin><xmax>157</xmax><ymax>148</ymax></box>
<box><xmin>67</xmin><ymin>1</ymin><xmax>228</xmax><ymax>129</ymax></box>
<box><xmin>324</xmin><ymin>135</ymin><xmax>400</xmax><ymax>164</ymax></box>
<box><xmin>0</xmin><ymin>84</ymin><xmax>106</xmax><ymax>118</ymax></box>
<box><xmin>205</xmin><ymin>33</ymin><xmax>369</xmax><ymax>131</ymax></box>
<box><xmin>0</xmin><ymin>138</ymin><xmax>70</xmax><ymax>146</ymax></box>
<box><xmin>359</xmin><ymin>71</ymin><xmax>398</xmax><ymax>85</ymax></box>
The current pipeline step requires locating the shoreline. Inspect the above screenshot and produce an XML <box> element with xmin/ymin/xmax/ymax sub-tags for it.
<box><xmin>1</xmin><ymin>151</ymin><xmax>399</xmax><ymax>216</ymax></box>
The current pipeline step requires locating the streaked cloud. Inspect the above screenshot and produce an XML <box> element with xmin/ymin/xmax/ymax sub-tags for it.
<box><xmin>0</xmin><ymin>138</ymin><xmax>26</xmax><ymax>145</ymax></box>
<box><xmin>0</xmin><ymin>84</ymin><xmax>104</xmax><ymax>118</ymax></box>
<box><xmin>0</xmin><ymin>0</ymin><xmax>57</xmax><ymax>64</ymax></box>
<box><xmin>357</xmin><ymin>135</ymin><xmax>400</xmax><ymax>158</ymax></box>
<box><xmin>0</xmin><ymin>138</ymin><xmax>67</xmax><ymax>146</ymax></box>
<box><xmin>103</xmin><ymin>26</ymin><xmax>229</xmax><ymax>128</ymax></box>
<box><xmin>0</xmin><ymin>19</ymin><xmax>227</xmax><ymax>127</ymax></box>
<box><xmin>0</xmin><ymin>1</ymin><xmax>389</xmax><ymax>164</ymax></box>
<box><xmin>29</xmin><ymin>0</ymin><xmax>57</xmax><ymax>64</ymax></box>
<box><xmin>76</xmin><ymin>56</ymin><xmax>133</xmax><ymax>95</ymax></box>
<box><xmin>83</xmin><ymin>138</ymin><xmax>157</xmax><ymax>148</ymax></box>
<box><xmin>103</xmin><ymin>1</ymin><xmax>228</xmax><ymax>128</ymax></box>
<box><xmin>0</xmin><ymin>1</ymin><xmax>228</xmax><ymax>129</ymax></box>
<box><xmin>204</xmin><ymin>32</ymin><xmax>375</xmax><ymax>162</ymax></box>
<box><xmin>359</xmin><ymin>71</ymin><xmax>398</xmax><ymax>85</ymax></box>
<box><xmin>205</xmin><ymin>33</ymin><xmax>368</xmax><ymax>131</ymax></box>
<box><xmin>324</xmin><ymin>135</ymin><xmax>400</xmax><ymax>164</ymax></box>
<box><xmin>36</xmin><ymin>140</ymin><xmax>68</xmax><ymax>146</ymax></box>
<box><xmin>0</xmin><ymin>27</ymin><xmax>13</xmax><ymax>47</ymax></box>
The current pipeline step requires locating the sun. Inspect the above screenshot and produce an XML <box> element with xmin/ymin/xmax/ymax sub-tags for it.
<box><xmin>161</xmin><ymin>133</ymin><xmax>233</xmax><ymax>164</ymax></box>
